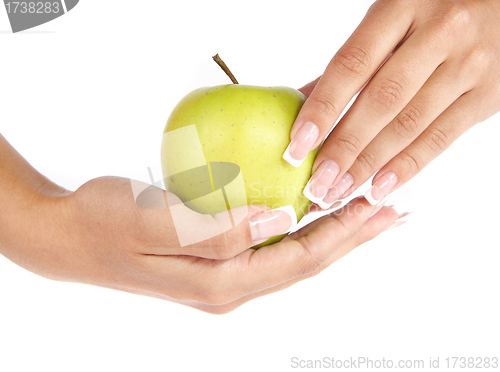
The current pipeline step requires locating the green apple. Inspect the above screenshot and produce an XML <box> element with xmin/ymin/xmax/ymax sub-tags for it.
<box><xmin>161</xmin><ymin>84</ymin><xmax>318</xmax><ymax>247</ymax></box>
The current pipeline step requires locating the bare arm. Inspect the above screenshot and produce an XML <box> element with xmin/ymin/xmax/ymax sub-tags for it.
<box><xmin>0</xmin><ymin>134</ymin><xmax>70</xmax><ymax>277</ymax></box>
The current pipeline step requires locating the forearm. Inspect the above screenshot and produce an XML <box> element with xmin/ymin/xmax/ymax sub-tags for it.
<box><xmin>0</xmin><ymin>134</ymin><xmax>71</xmax><ymax>278</ymax></box>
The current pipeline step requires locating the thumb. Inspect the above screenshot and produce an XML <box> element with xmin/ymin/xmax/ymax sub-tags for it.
<box><xmin>138</xmin><ymin>190</ymin><xmax>297</xmax><ymax>260</ymax></box>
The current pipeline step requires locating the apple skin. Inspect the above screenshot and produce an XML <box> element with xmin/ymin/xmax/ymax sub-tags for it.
<box><xmin>161</xmin><ymin>84</ymin><xmax>318</xmax><ymax>247</ymax></box>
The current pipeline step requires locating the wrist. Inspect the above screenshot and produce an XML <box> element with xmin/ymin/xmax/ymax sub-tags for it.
<box><xmin>0</xmin><ymin>187</ymin><xmax>74</xmax><ymax>280</ymax></box>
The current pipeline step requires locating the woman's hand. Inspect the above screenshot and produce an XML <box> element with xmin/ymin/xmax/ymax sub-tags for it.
<box><xmin>284</xmin><ymin>0</ymin><xmax>500</xmax><ymax>208</ymax></box>
<box><xmin>0</xmin><ymin>155</ymin><xmax>402</xmax><ymax>314</ymax></box>
<box><xmin>36</xmin><ymin>177</ymin><xmax>402</xmax><ymax>314</ymax></box>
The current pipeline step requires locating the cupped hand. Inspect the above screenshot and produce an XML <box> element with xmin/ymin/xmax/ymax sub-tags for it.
<box><xmin>285</xmin><ymin>0</ymin><xmax>500</xmax><ymax>208</ymax></box>
<box><xmin>34</xmin><ymin>176</ymin><xmax>401</xmax><ymax>314</ymax></box>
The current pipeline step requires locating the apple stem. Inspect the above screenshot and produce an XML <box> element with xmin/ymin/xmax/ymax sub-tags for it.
<box><xmin>212</xmin><ymin>54</ymin><xmax>239</xmax><ymax>84</ymax></box>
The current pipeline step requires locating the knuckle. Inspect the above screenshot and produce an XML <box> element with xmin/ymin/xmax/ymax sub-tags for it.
<box><xmin>356</xmin><ymin>152</ymin><xmax>378</xmax><ymax>174</ymax></box>
<box><xmin>399</xmin><ymin>151</ymin><xmax>422</xmax><ymax>175</ymax></box>
<box><xmin>310</xmin><ymin>93</ymin><xmax>338</xmax><ymax>117</ymax></box>
<box><xmin>425</xmin><ymin>127</ymin><xmax>452</xmax><ymax>153</ymax></box>
<box><xmin>331</xmin><ymin>133</ymin><xmax>362</xmax><ymax>156</ymax></box>
<box><xmin>210</xmin><ymin>236</ymin><xmax>237</xmax><ymax>260</ymax></box>
<box><xmin>207</xmin><ymin>221</ymin><xmax>245</xmax><ymax>259</ymax></box>
<box><xmin>391</xmin><ymin>106</ymin><xmax>423</xmax><ymax>139</ymax></box>
<box><xmin>297</xmin><ymin>236</ymin><xmax>324</xmax><ymax>276</ymax></box>
<box><xmin>334</xmin><ymin>45</ymin><xmax>372</xmax><ymax>76</ymax></box>
<box><xmin>435</xmin><ymin>2</ymin><xmax>473</xmax><ymax>38</ymax></box>
<box><xmin>466</xmin><ymin>46</ymin><xmax>494</xmax><ymax>75</ymax></box>
<box><xmin>367</xmin><ymin>77</ymin><xmax>406</xmax><ymax>112</ymax></box>
<box><xmin>369</xmin><ymin>0</ymin><xmax>410</xmax><ymax>14</ymax></box>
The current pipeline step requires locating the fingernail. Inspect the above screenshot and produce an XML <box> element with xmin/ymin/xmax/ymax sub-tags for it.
<box><xmin>317</xmin><ymin>173</ymin><xmax>354</xmax><ymax>209</ymax></box>
<box><xmin>249</xmin><ymin>206</ymin><xmax>297</xmax><ymax>242</ymax></box>
<box><xmin>369</xmin><ymin>198</ymin><xmax>388</xmax><ymax>217</ymax></box>
<box><xmin>303</xmin><ymin>160</ymin><xmax>340</xmax><ymax>204</ymax></box>
<box><xmin>283</xmin><ymin>122</ymin><xmax>320</xmax><ymax>167</ymax></box>
<box><xmin>364</xmin><ymin>172</ymin><xmax>399</xmax><ymax>205</ymax></box>
<box><xmin>385</xmin><ymin>212</ymin><xmax>411</xmax><ymax>231</ymax></box>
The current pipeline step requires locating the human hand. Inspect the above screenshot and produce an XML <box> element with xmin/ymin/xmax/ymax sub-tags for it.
<box><xmin>283</xmin><ymin>0</ymin><xmax>500</xmax><ymax>208</ymax></box>
<box><xmin>3</xmin><ymin>175</ymin><xmax>402</xmax><ymax>314</ymax></box>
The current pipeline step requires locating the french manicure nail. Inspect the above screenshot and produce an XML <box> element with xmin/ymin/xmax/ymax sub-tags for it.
<box><xmin>369</xmin><ymin>198</ymin><xmax>389</xmax><ymax>217</ymax></box>
<box><xmin>303</xmin><ymin>160</ymin><xmax>340</xmax><ymax>204</ymax></box>
<box><xmin>283</xmin><ymin>122</ymin><xmax>320</xmax><ymax>167</ymax></box>
<box><xmin>249</xmin><ymin>206</ymin><xmax>297</xmax><ymax>243</ymax></box>
<box><xmin>317</xmin><ymin>173</ymin><xmax>354</xmax><ymax>209</ymax></box>
<box><xmin>364</xmin><ymin>172</ymin><xmax>399</xmax><ymax>206</ymax></box>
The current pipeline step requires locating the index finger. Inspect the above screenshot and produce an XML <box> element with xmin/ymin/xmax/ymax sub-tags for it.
<box><xmin>283</xmin><ymin>0</ymin><xmax>416</xmax><ymax>167</ymax></box>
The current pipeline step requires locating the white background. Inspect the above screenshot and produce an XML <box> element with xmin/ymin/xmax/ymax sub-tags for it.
<box><xmin>1</xmin><ymin>1</ymin><xmax>499</xmax><ymax>371</ymax></box>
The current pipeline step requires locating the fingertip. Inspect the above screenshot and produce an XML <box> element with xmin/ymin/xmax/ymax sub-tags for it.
<box><xmin>274</xmin><ymin>205</ymin><xmax>298</xmax><ymax>230</ymax></box>
<box><xmin>372</xmin><ymin>205</ymin><xmax>400</xmax><ymax>220</ymax></box>
<box><xmin>354</xmin><ymin>205</ymin><xmax>401</xmax><ymax>244</ymax></box>
<box><xmin>249</xmin><ymin>205</ymin><xmax>298</xmax><ymax>244</ymax></box>
<box><xmin>282</xmin><ymin>142</ymin><xmax>306</xmax><ymax>168</ymax></box>
<box><xmin>385</xmin><ymin>211</ymin><xmax>412</xmax><ymax>231</ymax></box>
<box><xmin>364</xmin><ymin>187</ymin><xmax>379</xmax><ymax>205</ymax></box>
